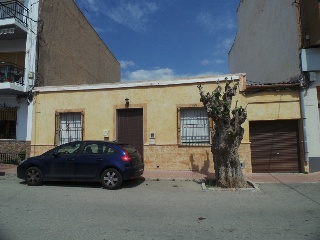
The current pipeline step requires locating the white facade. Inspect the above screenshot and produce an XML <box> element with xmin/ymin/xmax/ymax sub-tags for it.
<box><xmin>301</xmin><ymin>53</ymin><xmax>320</xmax><ymax>169</ymax></box>
<box><xmin>24</xmin><ymin>0</ymin><xmax>39</xmax><ymax>93</ymax></box>
<box><xmin>0</xmin><ymin>0</ymin><xmax>39</xmax><ymax>142</ymax></box>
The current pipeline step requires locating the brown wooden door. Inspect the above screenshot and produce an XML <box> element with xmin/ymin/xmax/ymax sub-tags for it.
<box><xmin>117</xmin><ymin>109</ymin><xmax>143</xmax><ymax>158</ymax></box>
<box><xmin>249</xmin><ymin>120</ymin><xmax>301</xmax><ymax>173</ymax></box>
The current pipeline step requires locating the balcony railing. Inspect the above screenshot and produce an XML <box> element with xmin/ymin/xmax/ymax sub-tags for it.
<box><xmin>0</xmin><ymin>0</ymin><xmax>29</xmax><ymax>28</ymax></box>
<box><xmin>0</xmin><ymin>62</ymin><xmax>25</xmax><ymax>86</ymax></box>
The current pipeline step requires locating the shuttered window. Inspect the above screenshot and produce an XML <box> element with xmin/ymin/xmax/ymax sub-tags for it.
<box><xmin>55</xmin><ymin>112</ymin><xmax>83</xmax><ymax>145</ymax></box>
<box><xmin>180</xmin><ymin>108</ymin><xmax>210</xmax><ymax>145</ymax></box>
<box><xmin>0</xmin><ymin>108</ymin><xmax>17</xmax><ymax>139</ymax></box>
<box><xmin>250</xmin><ymin>120</ymin><xmax>301</xmax><ymax>173</ymax></box>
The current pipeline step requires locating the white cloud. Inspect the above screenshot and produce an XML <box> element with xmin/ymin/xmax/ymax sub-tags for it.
<box><xmin>77</xmin><ymin>0</ymin><xmax>100</xmax><ymax>13</ymax></box>
<box><xmin>196</xmin><ymin>12</ymin><xmax>235</xmax><ymax>33</ymax></box>
<box><xmin>121</xmin><ymin>68</ymin><xmax>223</xmax><ymax>82</ymax></box>
<box><xmin>201</xmin><ymin>59</ymin><xmax>210</xmax><ymax>65</ymax></box>
<box><xmin>222</xmin><ymin>38</ymin><xmax>233</xmax><ymax>50</ymax></box>
<box><xmin>120</xmin><ymin>60</ymin><xmax>135</xmax><ymax>69</ymax></box>
<box><xmin>122</xmin><ymin>68</ymin><xmax>175</xmax><ymax>81</ymax></box>
<box><xmin>211</xmin><ymin>38</ymin><xmax>234</xmax><ymax>56</ymax></box>
<box><xmin>201</xmin><ymin>59</ymin><xmax>225</xmax><ymax>66</ymax></box>
<box><xmin>93</xmin><ymin>26</ymin><xmax>105</xmax><ymax>33</ymax></box>
<box><xmin>76</xmin><ymin>0</ymin><xmax>158</xmax><ymax>31</ymax></box>
<box><xmin>193</xmin><ymin>71</ymin><xmax>223</xmax><ymax>77</ymax></box>
<box><xmin>214</xmin><ymin>59</ymin><xmax>225</xmax><ymax>64</ymax></box>
<box><xmin>103</xmin><ymin>1</ymin><xmax>159</xmax><ymax>32</ymax></box>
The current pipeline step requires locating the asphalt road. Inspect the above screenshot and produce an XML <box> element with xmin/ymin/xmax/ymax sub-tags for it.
<box><xmin>0</xmin><ymin>173</ymin><xmax>319</xmax><ymax>240</ymax></box>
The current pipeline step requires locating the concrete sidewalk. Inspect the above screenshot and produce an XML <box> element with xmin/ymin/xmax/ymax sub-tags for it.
<box><xmin>0</xmin><ymin>164</ymin><xmax>17</xmax><ymax>175</ymax></box>
<box><xmin>142</xmin><ymin>169</ymin><xmax>320</xmax><ymax>183</ymax></box>
<box><xmin>1</xmin><ymin>164</ymin><xmax>320</xmax><ymax>183</ymax></box>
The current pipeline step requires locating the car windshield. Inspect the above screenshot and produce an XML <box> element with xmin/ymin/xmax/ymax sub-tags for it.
<box><xmin>41</xmin><ymin>149</ymin><xmax>54</xmax><ymax>157</ymax></box>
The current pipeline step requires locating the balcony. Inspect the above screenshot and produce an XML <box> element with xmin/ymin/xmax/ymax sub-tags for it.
<box><xmin>0</xmin><ymin>62</ymin><xmax>25</xmax><ymax>94</ymax></box>
<box><xmin>0</xmin><ymin>1</ymin><xmax>29</xmax><ymax>40</ymax></box>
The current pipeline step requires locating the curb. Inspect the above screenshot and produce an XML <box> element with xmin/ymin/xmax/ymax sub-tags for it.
<box><xmin>201</xmin><ymin>181</ymin><xmax>260</xmax><ymax>192</ymax></box>
<box><xmin>140</xmin><ymin>177</ymin><xmax>200</xmax><ymax>182</ymax></box>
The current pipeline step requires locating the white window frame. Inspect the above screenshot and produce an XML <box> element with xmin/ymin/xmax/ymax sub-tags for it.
<box><xmin>178</xmin><ymin>107</ymin><xmax>210</xmax><ymax>146</ymax></box>
<box><xmin>55</xmin><ymin>111</ymin><xmax>84</xmax><ymax>145</ymax></box>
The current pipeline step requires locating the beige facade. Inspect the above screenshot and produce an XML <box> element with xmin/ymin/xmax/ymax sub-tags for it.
<box><xmin>31</xmin><ymin>74</ymin><xmax>302</xmax><ymax>174</ymax></box>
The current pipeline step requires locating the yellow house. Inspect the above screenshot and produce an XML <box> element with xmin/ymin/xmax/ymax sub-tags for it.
<box><xmin>31</xmin><ymin>74</ymin><xmax>305</xmax><ymax>174</ymax></box>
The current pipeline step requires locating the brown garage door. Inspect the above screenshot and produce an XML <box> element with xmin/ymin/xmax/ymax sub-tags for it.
<box><xmin>249</xmin><ymin>120</ymin><xmax>301</xmax><ymax>173</ymax></box>
<box><xmin>117</xmin><ymin>109</ymin><xmax>143</xmax><ymax>158</ymax></box>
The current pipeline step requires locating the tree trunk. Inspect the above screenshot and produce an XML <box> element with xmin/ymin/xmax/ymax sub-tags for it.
<box><xmin>212</xmin><ymin>121</ymin><xmax>248</xmax><ymax>188</ymax></box>
<box><xmin>198</xmin><ymin>82</ymin><xmax>248</xmax><ymax>188</ymax></box>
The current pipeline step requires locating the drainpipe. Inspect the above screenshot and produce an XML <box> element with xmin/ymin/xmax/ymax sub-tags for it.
<box><xmin>300</xmin><ymin>86</ymin><xmax>309</xmax><ymax>162</ymax></box>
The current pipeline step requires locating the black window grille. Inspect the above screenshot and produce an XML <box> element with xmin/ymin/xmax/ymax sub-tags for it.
<box><xmin>180</xmin><ymin>108</ymin><xmax>210</xmax><ymax>145</ymax></box>
<box><xmin>58</xmin><ymin>112</ymin><xmax>82</xmax><ymax>145</ymax></box>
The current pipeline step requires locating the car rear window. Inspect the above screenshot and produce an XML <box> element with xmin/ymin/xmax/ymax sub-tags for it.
<box><xmin>119</xmin><ymin>144</ymin><xmax>138</xmax><ymax>154</ymax></box>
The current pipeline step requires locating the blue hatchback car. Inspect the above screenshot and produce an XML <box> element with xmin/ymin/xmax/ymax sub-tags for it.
<box><xmin>17</xmin><ymin>141</ymin><xmax>144</xmax><ymax>189</ymax></box>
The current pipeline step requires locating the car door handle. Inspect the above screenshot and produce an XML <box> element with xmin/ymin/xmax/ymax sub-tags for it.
<box><xmin>68</xmin><ymin>158</ymin><xmax>75</xmax><ymax>161</ymax></box>
<box><xmin>96</xmin><ymin>158</ymin><xmax>103</xmax><ymax>161</ymax></box>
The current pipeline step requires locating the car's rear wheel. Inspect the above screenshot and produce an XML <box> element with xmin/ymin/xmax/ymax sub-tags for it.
<box><xmin>25</xmin><ymin>167</ymin><xmax>43</xmax><ymax>186</ymax></box>
<box><xmin>101</xmin><ymin>168</ymin><xmax>123</xmax><ymax>190</ymax></box>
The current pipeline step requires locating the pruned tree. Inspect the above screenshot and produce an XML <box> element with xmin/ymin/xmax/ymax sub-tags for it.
<box><xmin>198</xmin><ymin>78</ymin><xmax>248</xmax><ymax>188</ymax></box>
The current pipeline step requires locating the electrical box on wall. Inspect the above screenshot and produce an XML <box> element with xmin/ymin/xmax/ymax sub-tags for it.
<box><xmin>240</xmin><ymin>161</ymin><xmax>245</xmax><ymax>169</ymax></box>
<box><xmin>149</xmin><ymin>132</ymin><xmax>156</xmax><ymax>145</ymax></box>
<box><xmin>28</xmin><ymin>72</ymin><xmax>34</xmax><ymax>79</ymax></box>
<box><xmin>103</xmin><ymin>130</ymin><xmax>110</xmax><ymax>141</ymax></box>
<box><xmin>309</xmin><ymin>72</ymin><xmax>316</xmax><ymax>82</ymax></box>
<box><xmin>28</xmin><ymin>79</ymin><xmax>34</xmax><ymax>87</ymax></box>
<box><xmin>103</xmin><ymin>130</ymin><xmax>109</xmax><ymax>137</ymax></box>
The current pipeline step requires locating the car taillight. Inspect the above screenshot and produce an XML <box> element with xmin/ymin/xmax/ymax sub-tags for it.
<box><xmin>121</xmin><ymin>152</ymin><xmax>131</xmax><ymax>162</ymax></box>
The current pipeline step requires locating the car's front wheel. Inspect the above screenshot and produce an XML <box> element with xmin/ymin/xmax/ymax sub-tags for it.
<box><xmin>101</xmin><ymin>168</ymin><xmax>123</xmax><ymax>190</ymax></box>
<box><xmin>25</xmin><ymin>167</ymin><xmax>43</xmax><ymax>186</ymax></box>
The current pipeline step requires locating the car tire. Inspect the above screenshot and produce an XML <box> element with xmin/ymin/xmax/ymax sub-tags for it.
<box><xmin>25</xmin><ymin>167</ymin><xmax>43</xmax><ymax>186</ymax></box>
<box><xmin>101</xmin><ymin>168</ymin><xmax>123</xmax><ymax>190</ymax></box>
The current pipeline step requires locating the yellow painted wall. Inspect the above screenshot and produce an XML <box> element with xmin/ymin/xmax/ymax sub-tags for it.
<box><xmin>31</xmin><ymin>78</ymin><xmax>302</xmax><ymax>173</ymax></box>
<box><xmin>242</xmin><ymin>92</ymin><xmax>301</xmax><ymax>142</ymax></box>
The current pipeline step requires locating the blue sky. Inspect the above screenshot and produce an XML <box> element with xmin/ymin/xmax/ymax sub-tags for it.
<box><xmin>74</xmin><ymin>0</ymin><xmax>240</xmax><ymax>81</ymax></box>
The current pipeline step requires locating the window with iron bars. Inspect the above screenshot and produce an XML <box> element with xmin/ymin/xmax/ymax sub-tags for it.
<box><xmin>179</xmin><ymin>108</ymin><xmax>210</xmax><ymax>145</ymax></box>
<box><xmin>55</xmin><ymin>112</ymin><xmax>83</xmax><ymax>145</ymax></box>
